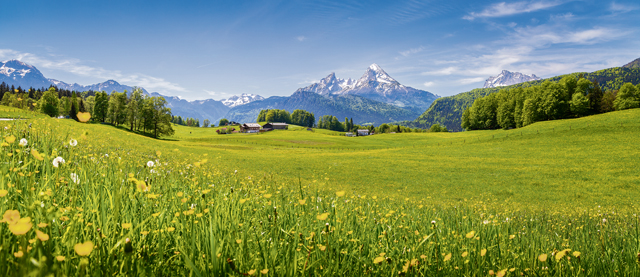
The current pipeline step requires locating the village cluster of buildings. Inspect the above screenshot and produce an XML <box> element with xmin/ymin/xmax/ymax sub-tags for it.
<box><xmin>217</xmin><ymin>122</ymin><xmax>289</xmax><ymax>134</ymax></box>
<box><xmin>216</xmin><ymin>122</ymin><xmax>373</xmax><ymax>137</ymax></box>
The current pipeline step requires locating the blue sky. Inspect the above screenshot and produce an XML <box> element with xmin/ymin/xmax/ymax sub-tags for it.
<box><xmin>1</xmin><ymin>0</ymin><xmax>639</xmax><ymax>100</ymax></box>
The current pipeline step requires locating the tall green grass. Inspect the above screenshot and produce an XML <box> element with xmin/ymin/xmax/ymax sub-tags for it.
<box><xmin>1</xmin><ymin>106</ymin><xmax>639</xmax><ymax>276</ymax></box>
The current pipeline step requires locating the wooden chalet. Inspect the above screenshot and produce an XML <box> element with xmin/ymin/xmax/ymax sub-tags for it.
<box><xmin>240</xmin><ymin>123</ymin><xmax>261</xmax><ymax>133</ymax></box>
<box><xmin>262</xmin><ymin>122</ymin><xmax>288</xmax><ymax>130</ymax></box>
<box><xmin>357</xmin><ymin>129</ymin><xmax>370</xmax><ymax>136</ymax></box>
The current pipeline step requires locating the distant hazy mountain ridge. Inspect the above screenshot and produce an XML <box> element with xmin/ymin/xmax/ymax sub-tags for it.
<box><xmin>221</xmin><ymin>93</ymin><xmax>265</xmax><ymax>108</ymax></box>
<box><xmin>483</xmin><ymin>70</ymin><xmax>541</xmax><ymax>88</ymax></box>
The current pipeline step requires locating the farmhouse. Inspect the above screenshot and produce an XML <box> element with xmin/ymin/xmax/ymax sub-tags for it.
<box><xmin>262</xmin><ymin>122</ymin><xmax>288</xmax><ymax>130</ymax></box>
<box><xmin>240</xmin><ymin>123</ymin><xmax>261</xmax><ymax>133</ymax></box>
<box><xmin>345</xmin><ymin>132</ymin><xmax>355</xmax><ymax>137</ymax></box>
<box><xmin>357</xmin><ymin>129</ymin><xmax>370</xmax><ymax>136</ymax></box>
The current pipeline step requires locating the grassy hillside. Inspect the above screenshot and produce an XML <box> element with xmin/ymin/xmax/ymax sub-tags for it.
<box><xmin>171</xmin><ymin>108</ymin><xmax>640</xmax><ymax>208</ymax></box>
<box><xmin>409</xmin><ymin>66</ymin><xmax>640</xmax><ymax>131</ymax></box>
<box><xmin>1</xmin><ymin>105</ymin><xmax>639</xmax><ymax>275</ymax></box>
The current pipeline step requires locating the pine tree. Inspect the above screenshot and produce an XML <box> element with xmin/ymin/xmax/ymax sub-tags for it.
<box><xmin>70</xmin><ymin>92</ymin><xmax>78</xmax><ymax>121</ymax></box>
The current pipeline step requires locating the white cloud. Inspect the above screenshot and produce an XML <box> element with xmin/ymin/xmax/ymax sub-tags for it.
<box><xmin>422</xmin><ymin>66</ymin><xmax>458</xmax><ymax>76</ymax></box>
<box><xmin>0</xmin><ymin>48</ymin><xmax>186</xmax><ymax>94</ymax></box>
<box><xmin>512</xmin><ymin>26</ymin><xmax>626</xmax><ymax>46</ymax></box>
<box><xmin>423</xmin><ymin>81</ymin><xmax>435</xmax><ymax>87</ymax></box>
<box><xmin>399</xmin><ymin>46</ymin><xmax>425</xmax><ymax>57</ymax></box>
<box><xmin>458</xmin><ymin>77</ymin><xmax>485</xmax><ymax>85</ymax></box>
<box><xmin>205</xmin><ymin>90</ymin><xmax>230</xmax><ymax>96</ymax></box>
<box><xmin>463</xmin><ymin>1</ymin><xmax>563</xmax><ymax>20</ymax></box>
<box><xmin>296</xmin><ymin>36</ymin><xmax>307</xmax><ymax>42</ymax></box>
<box><xmin>610</xmin><ymin>2</ymin><xmax>638</xmax><ymax>12</ymax></box>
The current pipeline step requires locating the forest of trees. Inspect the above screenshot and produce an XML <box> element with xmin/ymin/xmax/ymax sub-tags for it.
<box><xmin>316</xmin><ymin>114</ymin><xmax>426</xmax><ymax>134</ymax></box>
<box><xmin>408</xmin><ymin>66</ymin><xmax>640</xmax><ymax>131</ymax></box>
<box><xmin>461</xmin><ymin>76</ymin><xmax>640</xmax><ymax>130</ymax></box>
<box><xmin>0</xmin><ymin>82</ymin><xmax>174</xmax><ymax>138</ymax></box>
<box><xmin>171</xmin><ymin>115</ymin><xmax>205</xmax><ymax>127</ymax></box>
<box><xmin>256</xmin><ymin>109</ymin><xmax>315</xmax><ymax>128</ymax></box>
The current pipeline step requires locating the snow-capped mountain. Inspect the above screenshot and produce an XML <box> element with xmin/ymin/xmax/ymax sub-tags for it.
<box><xmin>0</xmin><ymin>59</ymin><xmax>147</xmax><ymax>94</ymax></box>
<box><xmin>0</xmin><ymin>60</ymin><xmax>52</xmax><ymax>89</ymax></box>
<box><xmin>220</xmin><ymin>93</ymin><xmax>265</xmax><ymax>108</ymax></box>
<box><xmin>297</xmin><ymin>63</ymin><xmax>438</xmax><ymax>114</ymax></box>
<box><xmin>300</xmin><ymin>72</ymin><xmax>355</xmax><ymax>95</ymax></box>
<box><xmin>49</xmin><ymin>79</ymin><xmax>149</xmax><ymax>95</ymax></box>
<box><xmin>483</xmin><ymin>70</ymin><xmax>541</xmax><ymax>88</ymax></box>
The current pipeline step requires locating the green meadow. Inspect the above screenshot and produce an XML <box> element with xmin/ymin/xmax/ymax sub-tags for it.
<box><xmin>1</xmin><ymin>105</ymin><xmax>640</xmax><ymax>276</ymax></box>
<box><xmin>169</xmin><ymin>109</ymin><xmax>640</xmax><ymax>210</ymax></box>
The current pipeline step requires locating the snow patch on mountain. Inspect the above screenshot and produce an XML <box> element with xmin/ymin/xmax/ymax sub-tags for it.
<box><xmin>220</xmin><ymin>93</ymin><xmax>265</xmax><ymax>108</ymax></box>
<box><xmin>483</xmin><ymin>70</ymin><xmax>541</xmax><ymax>88</ymax></box>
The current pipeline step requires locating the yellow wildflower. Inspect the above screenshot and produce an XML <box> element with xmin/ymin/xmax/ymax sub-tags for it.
<box><xmin>9</xmin><ymin>217</ymin><xmax>32</xmax><ymax>235</ymax></box>
<box><xmin>373</xmin><ymin>256</ymin><xmax>385</xmax><ymax>264</ymax></box>
<box><xmin>74</xmin><ymin>241</ymin><xmax>94</xmax><ymax>256</ymax></box>
<box><xmin>36</xmin><ymin>230</ymin><xmax>49</xmax><ymax>241</ymax></box>
<box><xmin>2</xmin><ymin>209</ymin><xmax>20</xmax><ymax>224</ymax></box>
<box><xmin>538</xmin><ymin>254</ymin><xmax>548</xmax><ymax>262</ymax></box>
<box><xmin>465</xmin><ymin>231</ymin><xmax>475</xmax><ymax>238</ymax></box>
<box><xmin>316</xmin><ymin>213</ymin><xmax>329</xmax><ymax>221</ymax></box>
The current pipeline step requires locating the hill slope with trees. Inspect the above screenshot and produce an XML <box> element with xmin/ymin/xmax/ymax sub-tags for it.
<box><xmin>405</xmin><ymin>65</ymin><xmax>640</xmax><ymax>131</ymax></box>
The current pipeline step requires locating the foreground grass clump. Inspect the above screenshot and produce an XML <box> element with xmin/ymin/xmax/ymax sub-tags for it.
<box><xmin>1</xmin><ymin>112</ymin><xmax>639</xmax><ymax>276</ymax></box>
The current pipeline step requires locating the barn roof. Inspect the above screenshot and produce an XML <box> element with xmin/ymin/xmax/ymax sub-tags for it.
<box><xmin>243</xmin><ymin>123</ymin><xmax>261</xmax><ymax>128</ymax></box>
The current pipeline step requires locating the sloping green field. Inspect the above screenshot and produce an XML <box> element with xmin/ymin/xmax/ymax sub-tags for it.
<box><xmin>169</xmin><ymin>109</ymin><xmax>640</xmax><ymax>209</ymax></box>
<box><xmin>1</xmin><ymin>105</ymin><xmax>639</xmax><ymax>276</ymax></box>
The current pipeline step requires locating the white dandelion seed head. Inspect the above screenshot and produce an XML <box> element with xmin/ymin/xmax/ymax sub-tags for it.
<box><xmin>70</xmin><ymin>173</ymin><xmax>80</xmax><ymax>184</ymax></box>
<box><xmin>147</xmin><ymin>161</ymin><xmax>155</xmax><ymax>167</ymax></box>
<box><xmin>69</xmin><ymin>139</ymin><xmax>77</xmax><ymax>147</ymax></box>
<box><xmin>19</xmin><ymin>138</ymin><xmax>28</xmax><ymax>147</ymax></box>
<box><xmin>431</xmin><ymin>220</ymin><xmax>436</xmax><ymax>224</ymax></box>
<box><xmin>52</xmin><ymin>157</ymin><xmax>65</xmax><ymax>168</ymax></box>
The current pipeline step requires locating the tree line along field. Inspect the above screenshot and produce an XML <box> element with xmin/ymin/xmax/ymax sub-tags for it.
<box><xmin>1</xmin><ymin>105</ymin><xmax>640</xmax><ymax>276</ymax></box>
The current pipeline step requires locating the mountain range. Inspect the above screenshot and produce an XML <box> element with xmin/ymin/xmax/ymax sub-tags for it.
<box><xmin>0</xmin><ymin>60</ymin><xmax>150</xmax><ymax>94</ymax></box>
<box><xmin>6</xmin><ymin>58</ymin><xmax>584</xmax><ymax>128</ymax></box>
<box><xmin>483</xmin><ymin>70</ymin><xmax>541</xmax><ymax>88</ymax></box>
<box><xmin>224</xmin><ymin>64</ymin><xmax>439</xmax><ymax>124</ymax></box>
<box><xmin>0</xmin><ymin>59</ymin><xmax>439</xmax><ymax>125</ymax></box>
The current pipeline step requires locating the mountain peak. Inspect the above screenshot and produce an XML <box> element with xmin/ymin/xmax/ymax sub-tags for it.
<box><xmin>369</xmin><ymin>63</ymin><xmax>383</xmax><ymax>71</ymax></box>
<box><xmin>221</xmin><ymin>93</ymin><xmax>265</xmax><ymax>108</ymax></box>
<box><xmin>357</xmin><ymin>63</ymin><xmax>397</xmax><ymax>85</ymax></box>
<box><xmin>483</xmin><ymin>70</ymin><xmax>541</xmax><ymax>88</ymax></box>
